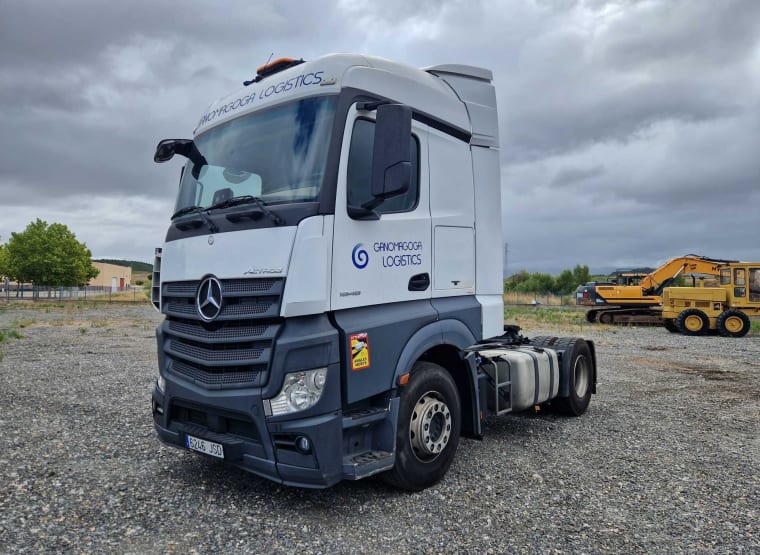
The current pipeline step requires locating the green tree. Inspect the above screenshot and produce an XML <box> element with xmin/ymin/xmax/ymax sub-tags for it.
<box><xmin>0</xmin><ymin>241</ymin><xmax>6</xmax><ymax>277</ymax></box>
<box><xmin>516</xmin><ymin>272</ymin><xmax>556</xmax><ymax>294</ymax></box>
<box><xmin>572</xmin><ymin>264</ymin><xmax>591</xmax><ymax>286</ymax></box>
<box><xmin>503</xmin><ymin>269</ymin><xmax>531</xmax><ymax>292</ymax></box>
<box><xmin>3</xmin><ymin>219</ymin><xmax>99</xmax><ymax>286</ymax></box>
<box><xmin>554</xmin><ymin>269</ymin><xmax>577</xmax><ymax>294</ymax></box>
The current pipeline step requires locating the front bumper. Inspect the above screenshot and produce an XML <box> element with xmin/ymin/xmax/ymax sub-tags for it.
<box><xmin>152</xmin><ymin>379</ymin><xmax>344</xmax><ymax>489</ymax></box>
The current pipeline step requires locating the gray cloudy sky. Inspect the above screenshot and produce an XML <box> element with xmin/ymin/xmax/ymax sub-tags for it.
<box><xmin>1</xmin><ymin>0</ymin><xmax>758</xmax><ymax>274</ymax></box>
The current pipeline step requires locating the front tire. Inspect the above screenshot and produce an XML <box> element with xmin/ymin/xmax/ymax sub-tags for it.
<box><xmin>383</xmin><ymin>362</ymin><xmax>461</xmax><ymax>491</ymax></box>
<box><xmin>716</xmin><ymin>309</ymin><xmax>750</xmax><ymax>337</ymax></box>
<box><xmin>676</xmin><ymin>309</ymin><xmax>709</xmax><ymax>336</ymax></box>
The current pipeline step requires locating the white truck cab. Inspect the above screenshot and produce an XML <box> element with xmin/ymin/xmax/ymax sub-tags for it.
<box><xmin>151</xmin><ymin>54</ymin><xmax>597</xmax><ymax>490</ymax></box>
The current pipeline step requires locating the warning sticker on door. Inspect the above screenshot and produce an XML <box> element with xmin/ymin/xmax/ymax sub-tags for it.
<box><xmin>349</xmin><ymin>332</ymin><xmax>370</xmax><ymax>371</ymax></box>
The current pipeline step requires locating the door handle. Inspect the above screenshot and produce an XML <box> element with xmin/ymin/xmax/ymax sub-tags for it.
<box><xmin>408</xmin><ymin>273</ymin><xmax>430</xmax><ymax>291</ymax></box>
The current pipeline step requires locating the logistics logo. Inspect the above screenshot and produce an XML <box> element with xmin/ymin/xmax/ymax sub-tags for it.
<box><xmin>349</xmin><ymin>332</ymin><xmax>370</xmax><ymax>371</ymax></box>
<box><xmin>352</xmin><ymin>243</ymin><xmax>369</xmax><ymax>269</ymax></box>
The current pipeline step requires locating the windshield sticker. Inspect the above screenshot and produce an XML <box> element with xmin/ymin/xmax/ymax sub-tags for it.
<box><xmin>350</xmin><ymin>333</ymin><xmax>370</xmax><ymax>371</ymax></box>
<box><xmin>197</xmin><ymin>71</ymin><xmax>325</xmax><ymax>129</ymax></box>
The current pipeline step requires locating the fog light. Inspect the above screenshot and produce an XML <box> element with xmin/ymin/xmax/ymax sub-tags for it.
<box><xmin>157</xmin><ymin>374</ymin><xmax>166</xmax><ymax>393</ymax></box>
<box><xmin>296</xmin><ymin>436</ymin><xmax>311</xmax><ymax>453</ymax></box>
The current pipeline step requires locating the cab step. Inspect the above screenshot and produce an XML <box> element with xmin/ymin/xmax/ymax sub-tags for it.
<box><xmin>342</xmin><ymin>450</ymin><xmax>394</xmax><ymax>480</ymax></box>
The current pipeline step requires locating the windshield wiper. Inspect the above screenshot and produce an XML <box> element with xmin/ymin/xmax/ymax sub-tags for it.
<box><xmin>171</xmin><ymin>205</ymin><xmax>202</xmax><ymax>219</ymax></box>
<box><xmin>171</xmin><ymin>205</ymin><xmax>219</xmax><ymax>233</ymax></box>
<box><xmin>210</xmin><ymin>195</ymin><xmax>285</xmax><ymax>226</ymax></box>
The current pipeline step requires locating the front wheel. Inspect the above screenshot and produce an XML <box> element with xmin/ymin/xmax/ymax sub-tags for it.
<box><xmin>676</xmin><ymin>309</ymin><xmax>709</xmax><ymax>336</ymax></box>
<box><xmin>382</xmin><ymin>362</ymin><xmax>461</xmax><ymax>491</ymax></box>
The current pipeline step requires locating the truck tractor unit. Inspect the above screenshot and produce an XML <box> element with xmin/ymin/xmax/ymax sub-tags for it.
<box><xmin>150</xmin><ymin>54</ymin><xmax>597</xmax><ymax>491</ymax></box>
<box><xmin>662</xmin><ymin>262</ymin><xmax>760</xmax><ymax>337</ymax></box>
<box><xmin>577</xmin><ymin>255</ymin><xmax>735</xmax><ymax>325</ymax></box>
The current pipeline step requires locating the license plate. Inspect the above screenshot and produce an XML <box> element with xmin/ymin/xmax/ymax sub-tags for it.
<box><xmin>185</xmin><ymin>434</ymin><xmax>224</xmax><ymax>459</ymax></box>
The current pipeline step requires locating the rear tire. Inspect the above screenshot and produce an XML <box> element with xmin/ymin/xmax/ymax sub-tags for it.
<box><xmin>528</xmin><ymin>337</ymin><xmax>594</xmax><ymax>416</ymax></box>
<box><xmin>383</xmin><ymin>362</ymin><xmax>461</xmax><ymax>491</ymax></box>
<box><xmin>716</xmin><ymin>309</ymin><xmax>750</xmax><ymax>337</ymax></box>
<box><xmin>676</xmin><ymin>309</ymin><xmax>709</xmax><ymax>336</ymax></box>
<box><xmin>663</xmin><ymin>319</ymin><xmax>679</xmax><ymax>333</ymax></box>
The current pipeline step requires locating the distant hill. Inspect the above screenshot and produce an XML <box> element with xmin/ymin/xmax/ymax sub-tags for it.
<box><xmin>94</xmin><ymin>259</ymin><xmax>153</xmax><ymax>273</ymax></box>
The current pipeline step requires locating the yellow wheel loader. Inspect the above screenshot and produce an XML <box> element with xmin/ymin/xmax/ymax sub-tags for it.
<box><xmin>662</xmin><ymin>263</ymin><xmax>760</xmax><ymax>337</ymax></box>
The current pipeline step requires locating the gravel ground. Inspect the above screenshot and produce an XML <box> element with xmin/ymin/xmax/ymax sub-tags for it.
<box><xmin>0</xmin><ymin>303</ymin><xmax>758</xmax><ymax>554</ymax></box>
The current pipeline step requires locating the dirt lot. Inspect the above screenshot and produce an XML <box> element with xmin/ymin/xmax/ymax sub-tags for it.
<box><xmin>0</xmin><ymin>303</ymin><xmax>758</xmax><ymax>553</ymax></box>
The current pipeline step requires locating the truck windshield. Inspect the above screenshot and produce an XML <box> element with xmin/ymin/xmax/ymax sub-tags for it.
<box><xmin>174</xmin><ymin>96</ymin><xmax>336</xmax><ymax>212</ymax></box>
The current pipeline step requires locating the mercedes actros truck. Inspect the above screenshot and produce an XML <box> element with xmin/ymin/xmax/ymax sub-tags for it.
<box><xmin>150</xmin><ymin>54</ymin><xmax>597</xmax><ymax>491</ymax></box>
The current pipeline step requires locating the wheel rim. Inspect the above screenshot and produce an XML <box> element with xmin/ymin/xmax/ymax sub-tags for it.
<box><xmin>410</xmin><ymin>392</ymin><xmax>452</xmax><ymax>462</ymax></box>
<box><xmin>684</xmin><ymin>315</ymin><xmax>703</xmax><ymax>332</ymax></box>
<box><xmin>600</xmin><ymin>313</ymin><xmax>612</xmax><ymax>324</ymax></box>
<box><xmin>573</xmin><ymin>355</ymin><xmax>590</xmax><ymax>398</ymax></box>
<box><xmin>724</xmin><ymin>315</ymin><xmax>744</xmax><ymax>333</ymax></box>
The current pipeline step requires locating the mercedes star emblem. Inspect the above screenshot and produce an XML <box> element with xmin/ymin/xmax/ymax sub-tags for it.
<box><xmin>196</xmin><ymin>276</ymin><xmax>223</xmax><ymax>321</ymax></box>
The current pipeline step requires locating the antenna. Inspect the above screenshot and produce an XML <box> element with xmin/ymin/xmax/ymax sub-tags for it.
<box><xmin>243</xmin><ymin>53</ymin><xmax>276</xmax><ymax>86</ymax></box>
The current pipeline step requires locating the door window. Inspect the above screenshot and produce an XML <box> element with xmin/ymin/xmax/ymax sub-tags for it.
<box><xmin>750</xmin><ymin>268</ymin><xmax>760</xmax><ymax>302</ymax></box>
<box><xmin>347</xmin><ymin>118</ymin><xmax>419</xmax><ymax>214</ymax></box>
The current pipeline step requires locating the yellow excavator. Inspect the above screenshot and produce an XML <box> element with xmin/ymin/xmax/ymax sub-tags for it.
<box><xmin>662</xmin><ymin>262</ymin><xmax>760</xmax><ymax>337</ymax></box>
<box><xmin>577</xmin><ymin>254</ymin><xmax>736</xmax><ymax>324</ymax></box>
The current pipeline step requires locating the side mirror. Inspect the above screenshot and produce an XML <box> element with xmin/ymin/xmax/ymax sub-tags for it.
<box><xmin>154</xmin><ymin>139</ymin><xmax>192</xmax><ymax>163</ymax></box>
<box><xmin>369</xmin><ymin>104</ymin><xmax>412</xmax><ymax>203</ymax></box>
<box><xmin>154</xmin><ymin>139</ymin><xmax>207</xmax><ymax>179</ymax></box>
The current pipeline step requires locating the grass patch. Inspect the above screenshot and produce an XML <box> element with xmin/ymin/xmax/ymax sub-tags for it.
<box><xmin>504</xmin><ymin>306</ymin><xmax>588</xmax><ymax>329</ymax></box>
<box><xmin>0</xmin><ymin>324</ymin><xmax>24</xmax><ymax>361</ymax></box>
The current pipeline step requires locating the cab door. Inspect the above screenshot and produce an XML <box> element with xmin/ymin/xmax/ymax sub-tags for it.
<box><xmin>331</xmin><ymin>104</ymin><xmax>431</xmax><ymax>310</ymax></box>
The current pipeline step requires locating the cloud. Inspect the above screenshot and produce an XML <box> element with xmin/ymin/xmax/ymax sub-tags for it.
<box><xmin>0</xmin><ymin>0</ymin><xmax>758</xmax><ymax>271</ymax></box>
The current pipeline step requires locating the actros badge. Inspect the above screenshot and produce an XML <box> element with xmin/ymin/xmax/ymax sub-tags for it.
<box><xmin>196</xmin><ymin>276</ymin><xmax>223</xmax><ymax>321</ymax></box>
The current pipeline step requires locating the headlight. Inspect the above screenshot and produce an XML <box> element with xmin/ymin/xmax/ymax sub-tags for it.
<box><xmin>156</xmin><ymin>373</ymin><xmax>166</xmax><ymax>394</ymax></box>
<box><xmin>267</xmin><ymin>368</ymin><xmax>327</xmax><ymax>417</ymax></box>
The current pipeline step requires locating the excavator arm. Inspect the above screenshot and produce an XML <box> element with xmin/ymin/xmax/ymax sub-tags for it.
<box><xmin>639</xmin><ymin>255</ymin><xmax>738</xmax><ymax>296</ymax></box>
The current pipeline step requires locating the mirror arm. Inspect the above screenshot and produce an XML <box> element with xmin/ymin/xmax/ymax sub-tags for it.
<box><xmin>356</xmin><ymin>100</ymin><xmax>391</xmax><ymax>112</ymax></box>
<box><xmin>347</xmin><ymin>204</ymin><xmax>380</xmax><ymax>221</ymax></box>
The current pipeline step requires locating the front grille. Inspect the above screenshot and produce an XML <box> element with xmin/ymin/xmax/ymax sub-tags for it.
<box><xmin>168</xmin><ymin>320</ymin><xmax>269</xmax><ymax>341</ymax></box>
<box><xmin>160</xmin><ymin>277</ymin><xmax>283</xmax><ymax>388</ymax></box>
<box><xmin>171</xmin><ymin>360</ymin><xmax>265</xmax><ymax>387</ymax></box>
<box><xmin>167</xmin><ymin>338</ymin><xmax>267</xmax><ymax>364</ymax></box>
